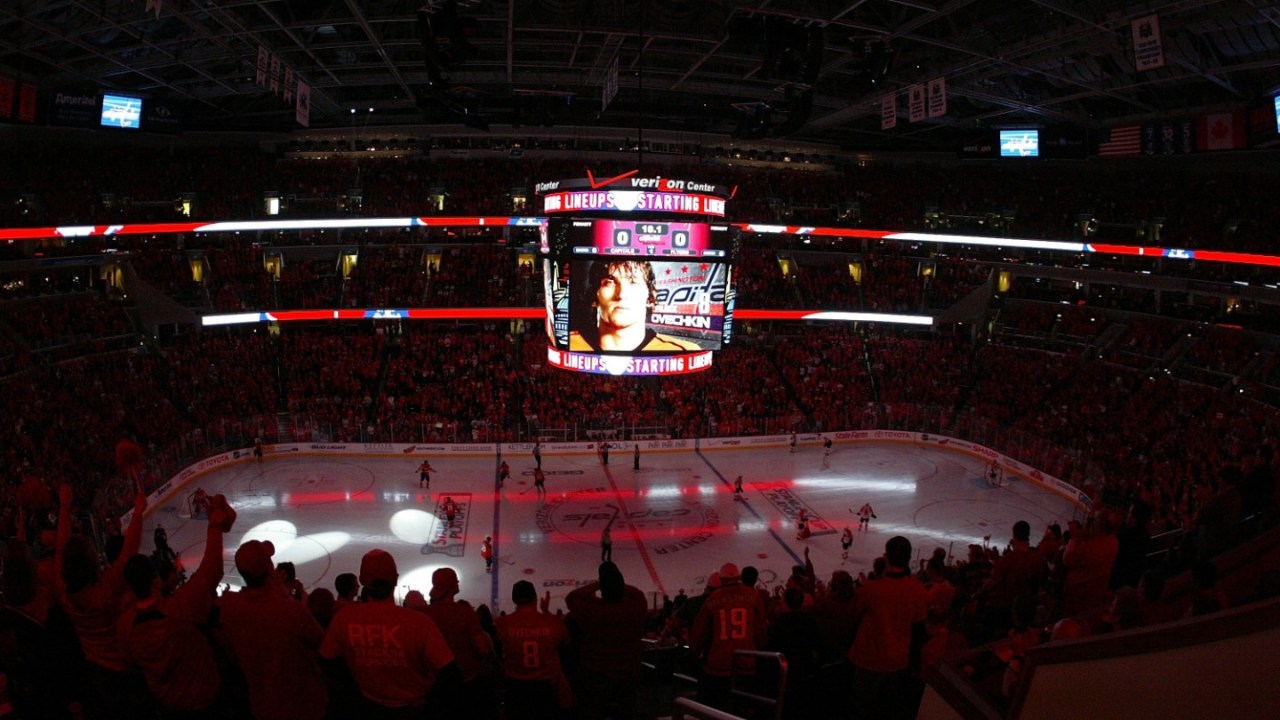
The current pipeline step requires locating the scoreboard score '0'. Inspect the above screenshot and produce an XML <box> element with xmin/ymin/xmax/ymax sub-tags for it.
<box><xmin>542</xmin><ymin>218</ymin><xmax>730</xmax><ymax>258</ymax></box>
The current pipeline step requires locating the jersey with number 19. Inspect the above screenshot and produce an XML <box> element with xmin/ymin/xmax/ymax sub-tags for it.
<box><xmin>689</xmin><ymin>584</ymin><xmax>768</xmax><ymax>677</ymax></box>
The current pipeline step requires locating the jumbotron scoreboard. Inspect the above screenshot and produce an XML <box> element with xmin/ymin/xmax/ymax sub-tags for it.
<box><xmin>538</xmin><ymin>172</ymin><xmax>740</xmax><ymax>376</ymax></box>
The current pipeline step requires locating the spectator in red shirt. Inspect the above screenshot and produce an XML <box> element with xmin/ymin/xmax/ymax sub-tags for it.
<box><xmin>56</xmin><ymin>484</ymin><xmax>152</xmax><ymax>717</ymax></box>
<box><xmin>564</xmin><ymin>561</ymin><xmax>649</xmax><ymax>720</ymax></box>
<box><xmin>422</xmin><ymin>567</ymin><xmax>496</xmax><ymax>719</ymax></box>
<box><xmin>766</xmin><ymin>586</ymin><xmax>825</xmax><ymax>720</ymax></box>
<box><xmin>495</xmin><ymin>580</ymin><xmax>568</xmax><ymax>720</ymax></box>
<box><xmin>848</xmin><ymin>536</ymin><xmax>929</xmax><ymax>720</ymax></box>
<box><xmin>118</xmin><ymin>493</ymin><xmax>235</xmax><ymax>716</ymax></box>
<box><xmin>972</xmin><ymin>520</ymin><xmax>1043</xmax><ymax>642</ymax></box>
<box><xmin>690</xmin><ymin>562</ymin><xmax>768</xmax><ymax>712</ymax></box>
<box><xmin>1061</xmin><ymin>514</ymin><xmax>1120</xmax><ymax>619</ymax></box>
<box><xmin>217</xmin><ymin>539</ymin><xmax>329</xmax><ymax>720</ymax></box>
<box><xmin>320</xmin><ymin>550</ymin><xmax>459</xmax><ymax>716</ymax></box>
<box><xmin>0</xmin><ymin>537</ymin><xmax>87</xmax><ymax>719</ymax></box>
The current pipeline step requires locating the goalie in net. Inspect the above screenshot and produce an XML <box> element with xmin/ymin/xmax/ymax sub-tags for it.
<box><xmin>182</xmin><ymin>488</ymin><xmax>211</xmax><ymax>519</ymax></box>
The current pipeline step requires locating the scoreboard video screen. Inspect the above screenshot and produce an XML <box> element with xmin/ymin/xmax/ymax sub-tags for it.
<box><xmin>100</xmin><ymin>93</ymin><xmax>143</xmax><ymax>129</ymax></box>
<box><xmin>543</xmin><ymin>217</ymin><xmax>739</xmax><ymax>357</ymax></box>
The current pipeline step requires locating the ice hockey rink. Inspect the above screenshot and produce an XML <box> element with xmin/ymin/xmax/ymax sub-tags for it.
<box><xmin>141</xmin><ymin>439</ymin><xmax>1086</xmax><ymax>613</ymax></box>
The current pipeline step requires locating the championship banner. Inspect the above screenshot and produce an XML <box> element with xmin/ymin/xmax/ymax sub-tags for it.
<box><xmin>283</xmin><ymin>67</ymin><xmax>294</xmax><ymax>103</ymax></box>
<box><xmin>1131</xmin><ymin>14</ymin><xmax>1165</xmax><ymax>71</ymax></box>
<box><xmin>0</xmin><ymin>76</ymin><xmax>14</xmax><ymax>119</ymax></box>
<box><xmin>880</xmin><ymin>93</ymin><xmax>896</xmax><ymax>130</ymax></box>
<box><xmin>17</xmin><ymin>82</ymin><xmax>37</xmax><ymax>123</ymax></box>
<box><xmin>908</xmin><ymin>83</ymin><xmax>926</xmax><ymax>123</ymax></box>
<box><xmin>602</xmin><ymin>53</ymin><xmax>619</xmax><ymax>112</ymax></box>
<box><xmin>927</xmin><ymin>77</ymin><xmax>947</xmax><ymax>118</ymax></box>
<box><xmin>269</xmin><ymin>54</ymin><xmax>281</xmax><ymax>93</ymax></box>
<box><xmin>256</xmin><ymin>46</ymin><xmax>268</xmax><ymax>86</ymax></box>
<box><xmin>1247</xmin><ymin>101</ymin><xmax>1280</xmax><ymax>149</ymax></box>
<box><xmin>295</xmin><ymin>79</ymin><xmax>310</xmax><ymax>127</ymax></box>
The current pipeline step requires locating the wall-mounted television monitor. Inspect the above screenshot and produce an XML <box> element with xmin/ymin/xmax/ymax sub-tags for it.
<box><xmin>999</xmin><ymin>129</ymin><xmax>1039</xmax><ymax>157</ymax></box>
<box><xmin>100</xmin><ymin>94</ymin><xmax>142</xmax><ymax>129</ymax></box>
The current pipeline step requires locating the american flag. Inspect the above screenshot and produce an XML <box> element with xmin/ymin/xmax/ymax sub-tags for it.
<box><xmin>1097</xmin><ymin>125</ymin><xmax>1142</xmax><ymax>156</ymax></box>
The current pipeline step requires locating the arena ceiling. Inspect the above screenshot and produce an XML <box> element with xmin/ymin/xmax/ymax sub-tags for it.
<box><xmin>4</xmin><ymin>0</ymin><xmax>1280</xmax><ymax>151</ymax></box>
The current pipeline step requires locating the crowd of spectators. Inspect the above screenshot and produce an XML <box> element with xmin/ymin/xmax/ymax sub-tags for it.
<box><xmin>3</xmin><ymin>292</ymin><xmax>134</xmax><ymax>356</ymax></box>
<box><xmin>4</xmin><ymin>142</ymin><xmax>1280</xmax><ymax>718</ymax></box>
<box><xmin>1180</xmin><ymin>324</ymin><xmax>1262</xmax><ymax>377</ymax></box>
<box><xmin>423</xmin><ymin>245</ymin><xmax>521</xmax><ymax>308</ymax></box>
<box><xmin>341</xmin><ymin>242</ymin><xmax>427</xmax><ymax>309</ymax></box>
<box><xmin>281</xmin><ymin>330</ymin><xmax>387</xmax><ymax>442</ymax></box>
<box><xmin>1102</xmin><ymin>315</ymin><xmax>1187</xmax><ymax>369</ymax></box>
<box><xmin>660</xmin><ymin>343</ymin><xmax>804</xmax><ymax>439</ymax></box>
<box><xmin>965</xmin><ymin>345</ymin><xmax>1077</xmax><ymax>428</ymax></box>
<box><xmin>4</xmin><ymin>473</ymin><xmax>1274</xmax><ymax>720</ymax></box>
<box><xmin>273</xmin><ymin>255</ymin><xmax>344</xmax><ymax>311</ymax></box>
<box><xmin>126</xmin><ymin>245</ymin><xmax>210</xmax><ymax>308</ymax></box>
<box><xmin>515</xmin><ymin>337</ymin><xmax>665</xmax><ymax>438</ymax></box>
<box><xmin>5</xmin><ymin>224</ymin><xmax>1280</xmax><ymax>539</ymax></box>
<box><xmin>792</xmin><ymin>260</ymin><xmax>864</xmax><ymax>310</ymax></box>
<box><xmin>376</xmin><ymin>328</ymin><xmax>518</xmax><ymax>443</ymax></box>
<box><xmin>7</xmin><ymin>144</ymin><xmax>1280</xmax><ymax>267</ymax></box>
<box><xmin>160</xmin><ymin>332</ymin><xmax>279</xmax><ymax>434</ymax></box>
<box><xmin>732</xmin><ymin>247</ymin><xmax>801</xmax><ymax>309</ymax></box>
<box><xmin>770</xmin><ymin>326</ymin><xmax>873</xmax><ymax>433</ymax></box>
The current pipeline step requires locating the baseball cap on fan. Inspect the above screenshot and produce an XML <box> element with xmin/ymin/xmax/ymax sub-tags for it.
<box><xmin>234</xmin><ymin>540</ymin><xmax>275</xmax><ymax>582</ymax></box>
<box><xmin>718</xmin><ymin>563</ymin><xmax>741</xmax><ymax>584</ymax></box>
<box><xmin>360</xmin><ymin>549</ymin><xmax>399</xmax><ymax>587</ymax></box>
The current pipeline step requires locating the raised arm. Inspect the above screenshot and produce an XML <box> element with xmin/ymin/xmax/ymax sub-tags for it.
<box><xmin>565</xmin><ymin>580</ymin><xmax>601</xmax><ymax>613</ymax></box>
<box><xmin>188</xmin><ymin>495</ymin><xmax>233</xmax><ymax>594</ymax></box>
<box><xmin>54</xmin><ymin>483</ymin><xmax>73</xmax><ymax>582</ymax></box>
<box><xmin>115</xmin><ymin>490</ymin><xmax>148</xmax><ymax>573</ymax></box>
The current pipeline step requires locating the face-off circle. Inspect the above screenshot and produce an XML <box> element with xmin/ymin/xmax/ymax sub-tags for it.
<box><xmin>536</xmin><ymin>493</ymin><xmax>720</xmax><ymax>554</ymax></box>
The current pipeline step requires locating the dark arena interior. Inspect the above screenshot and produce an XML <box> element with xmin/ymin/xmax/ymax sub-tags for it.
<box><xmin>3</xmin><ymin>2</ymin><xmax>1280</xmax><ymax>719</ymax></box>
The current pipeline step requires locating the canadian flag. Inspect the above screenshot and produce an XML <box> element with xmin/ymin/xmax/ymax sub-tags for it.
<box><xmin>1196</xmin><ymin>110</ymin><xmax>1246</xmax><ymax>151</ymax></box>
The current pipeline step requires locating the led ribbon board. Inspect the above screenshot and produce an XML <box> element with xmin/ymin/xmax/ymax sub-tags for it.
<box><xmin>546</xmin><ymin>347</ymin><xmax>715</xmax><ymax>376</ymax></box>
<box><xmin>542</xmin><ymin>190</ymin><xmax>726</xmax><ymax>216</ymax></box>
<box><xmin>536</xmin><ymin>172</ymin><xmax>732</xmax><ymax>217</ymax></box>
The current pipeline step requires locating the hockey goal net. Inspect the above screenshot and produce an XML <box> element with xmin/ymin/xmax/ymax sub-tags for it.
<box><xmin>179</xmin><ymin>490</ymin><xmax>211</xmax><ymax>519</ymax></box>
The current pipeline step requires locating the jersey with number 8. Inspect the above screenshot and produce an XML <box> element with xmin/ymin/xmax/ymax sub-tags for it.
<box><xmin>496</xmin><ymin>607</ymin><xmax>567</xmax><ymax>682</ymax></box>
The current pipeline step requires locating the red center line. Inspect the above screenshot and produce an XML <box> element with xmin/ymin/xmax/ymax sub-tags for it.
<box><xmin>600</xmin><ymin>463</ymin><xmax>666</xmax><ymax>597</ymax></box>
